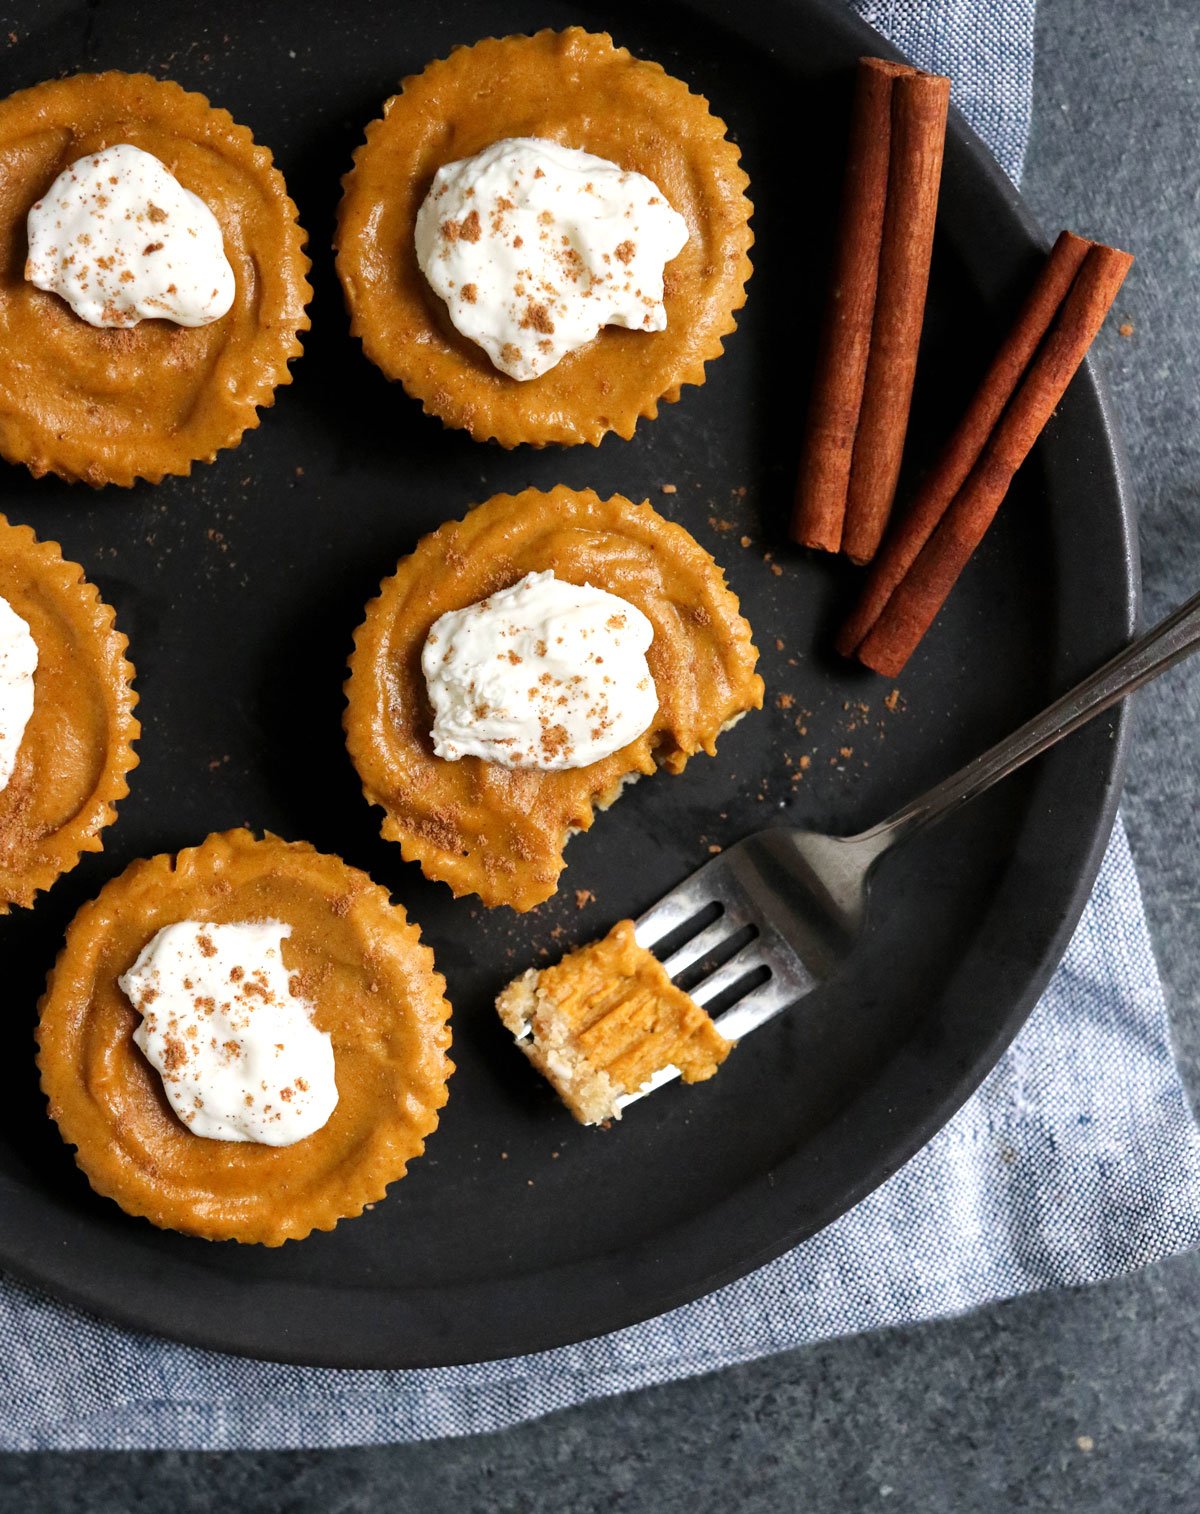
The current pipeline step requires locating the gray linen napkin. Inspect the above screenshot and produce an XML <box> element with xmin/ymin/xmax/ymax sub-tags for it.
<box><xmin>6</xmin><ymin>0</ymin><xmax>1200</xmax><ymax>1453</ymax></box>
<box><xmin>856</xmin><ymin>0</ymin><xmax>1035</xmax><ymax>183</ymax></box>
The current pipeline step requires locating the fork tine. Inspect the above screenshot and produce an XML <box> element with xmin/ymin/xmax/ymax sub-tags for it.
<box><xmin>633</xmin><ymin>847</ymin><xmax>751</xmax><ymax>950</ymax></box>
<box><xmin>611</xmin><ymin>830</ymin><xmax>855</xmax><ymax>1115</ymax></box>
<box><xmin>660</xmin><ymin>909</ymin><xmax>751</xmax><ymax>979</ymax></box>
<box><xmin>689</xmin><ymin>940</ymin><xmax>768</xmax><ymax>1008</ymax></box>
<box><xmin>615</xmin><ymin>973</ymin><xmax>801</xmax><ymax>1113</ymax></box>
<box><xmin>714</xmin><ymin>972</ymin><xmax>804</xmax><ymax>1040</ymax></box>
<box><xmin>614</xmin><ymin>967</ymin><xmax>802</xmax><ymax>1112</ymax></box>
<box><xmin>612</xmin><ymin>1063</ymin><xmax>680</xmax><ymax>1111</ymax></box>
<box><xmin>633</xmin><ymin>878</ymin><xmax>716</xmax><ymax>951</ymax></box>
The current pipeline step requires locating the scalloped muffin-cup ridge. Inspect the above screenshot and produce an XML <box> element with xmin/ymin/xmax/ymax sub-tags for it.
<box><xmin>343</xmin><ymin>485</ymin><xmax>765</xmax><ymax>911</ymax></box>
<box><xmin>334</xmin><ymin>27</ymin><xmax>754</xmax><ymax>447</ymax></box>
<box><xmin>0</xmin><ymin>514</ymin><xmax>138</xmax><ymax>910</ymax></box>
<box><xmin>0</xmin><ymin>71</ymin><xmax>312</xmax><ymax>486</ymax></box>
<box><xmin>35</xmin><ymin>831</ymin><xmax>454</xmax><ymax>1246</ymax></box>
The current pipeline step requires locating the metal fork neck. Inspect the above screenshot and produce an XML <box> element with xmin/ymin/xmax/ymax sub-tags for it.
<box><xmin>851</xmin><ymin>585</ymin><xmax>1200</xmax><ymax>857</ymax></box>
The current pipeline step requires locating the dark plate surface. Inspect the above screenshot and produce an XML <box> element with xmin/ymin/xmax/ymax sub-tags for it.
<box><xmin>0</xmin><ymin>0</ymin><xmax>1135</xmax><ymax>1367</ymax></box>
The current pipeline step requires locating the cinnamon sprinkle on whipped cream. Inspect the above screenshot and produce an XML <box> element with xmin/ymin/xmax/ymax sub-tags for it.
<box><xmin>25</xmin><ymin>143</ymin><xmax>235</xmax><ymax>329</ymax></box>
<box><xmin>120</xmin><ymin>920</ymin><xmax>337</xmax><ymax>1146</ymax></box>
<box><xmin>414</xmin><ymin>137</ymin><xmax>689</xmax><ymax>380</ymax></box>
<box><xmin>422</xmin><ymin>570</ymin><xmax>658</xmax><ymax>770</ymax></box>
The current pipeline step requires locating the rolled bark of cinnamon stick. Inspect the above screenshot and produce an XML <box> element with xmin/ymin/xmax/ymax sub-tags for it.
<box><xmin>855</xmin><ymin>241</ymin><xmax>1134</xmax><ymax>678</ymax></box>
<box><xmin>837</xmin><ymin>229</ymin><xmax>1094</xmax><ymax>658</ymax></box>
<box><xmin>790</xmin><ymin>59</ymin><xmax>902</xmax><ymax>553</ymax></box>
<box><xmin>841</xmin><ymin>68</ymin><xmax>951</xmax><ymax>565</ymax></box>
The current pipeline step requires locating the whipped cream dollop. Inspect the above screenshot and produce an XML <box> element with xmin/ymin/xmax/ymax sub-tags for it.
<box><xmin>25</xmin><ymin>143</ymin><xmax>236</xmax><ymax>329</ymax></box>
<box><xmin>120</xmin><ymin>920</ymin><xmax>337</xmax><ymax>1146</ymax></box>
<box><xmin>423</xmin><ymin>570</ymin><xmax>659</xmax><ymax>770</ymax></box>
<box><xmin>414</xmin><ymin>136</ymin><xmax>689</xmax><ymax>380</ymax></box>
<box><xmin>0</xmin><ymin>597</ymin><xmax>36</xmax><ymax>793</ymax></box>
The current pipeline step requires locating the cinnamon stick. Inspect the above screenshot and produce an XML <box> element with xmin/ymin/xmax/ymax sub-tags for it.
<box><xmin>855</xmin><ymin>241</ymin><xmax>1133</xmax><ymax>677</ymax></box>
<box><xmin>837</xmin><ymin>229</ymin><xmax>1094</xmax><ymax>658</ymax></box>
<box><xmin>841</xmin><ymin>67</ymin><xmax>951</xmax><ymax>564</ymax></box>
<box><xmin>791</xmin><ymin>59</ymin><xmax>903</xmax><ymax>553</ymax></box>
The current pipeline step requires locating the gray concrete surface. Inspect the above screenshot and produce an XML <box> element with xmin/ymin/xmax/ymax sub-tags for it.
<box><xmin>6</xmin><ymin>0</ymin><xmax>1200</xmax><ymax>1507</ymax></box>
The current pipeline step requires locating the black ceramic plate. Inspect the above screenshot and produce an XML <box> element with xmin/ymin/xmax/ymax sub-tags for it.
<box><xmin>0</xmin><ymin>0</ymin><xmax>1135</xmax><ymax>1367</ymax></box>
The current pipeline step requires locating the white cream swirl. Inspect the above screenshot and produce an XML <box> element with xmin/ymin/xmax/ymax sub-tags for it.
<box><xmin>26</xmin><ymin>143</ymin><xmax>235</xmax><ymax>329</ymax></box>
<box><xmin>0</xmin><ymin>596</ymin><xmax>36</xmax><ymax>793</ymax></box>
<box><xmin>422</xmin><ymin>570</ymin><xmax>658</xmax><ymax>770</ymax></box>
<box><xmin>414</xmin><ymin>137</ymin><xmax>689</xmax><ymax>380</ymax></box>
<box><xmin>120</xmin><ymin>920</ymin><xmax>337</xmax><ymax>1146</ymax></box>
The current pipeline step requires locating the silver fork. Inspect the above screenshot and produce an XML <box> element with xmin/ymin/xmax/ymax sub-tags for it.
<box><xmin>619</xmin><ymin>586</ymin><xmax>1200</xmax><ymax>1111</ymax></box>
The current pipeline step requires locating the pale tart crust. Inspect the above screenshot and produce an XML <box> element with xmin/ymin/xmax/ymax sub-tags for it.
<box><xmin>36</xmin><ymin>831</ymin><xmax>454</xmax><ymax>1246</ymax></box>
<box><xmin>334</xmin><ymin>28</ymin><xmax>753</xmax><ymax>447</ymax></box>
<box><xmin>0</xmin><ymin>72</ymin><xmax>312</xmax><ymax>486</ymax></box>
<box><xmin>0</xmin><ymin>515</ymin><xmax>138</xmax><ymax>909</ymax></box>
<box><xmin>343</xmin><ymin>486</ymin><xmax>764</xmax><ymax>911</ymax></box>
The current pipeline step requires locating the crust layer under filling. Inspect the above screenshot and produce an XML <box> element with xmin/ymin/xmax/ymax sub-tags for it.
<box><xmin>496</xmin><ymin>919</ymin><xmax>731</xmax><ymax>1125</ymax></box>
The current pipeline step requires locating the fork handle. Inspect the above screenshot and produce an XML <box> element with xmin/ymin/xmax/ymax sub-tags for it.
<box><xmin>855</xmin><ymin>585</ymin><xmax>1200</xmax><ymax>853</ymax></box>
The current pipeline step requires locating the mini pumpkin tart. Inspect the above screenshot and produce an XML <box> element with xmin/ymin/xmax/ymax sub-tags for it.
<box><xmin>334</xmin><ymin>28</ymin><xmax>753</xmax><ymax>446</ymax></box>
<box><xmin>344</xmin><ymin>486</ymin><xmax>764</xmax><ymax>911</ymax></box>
<box><xmin>0</xmin><ymin>514</ymin><xmax>138</xmax><ymax>909</ymax></box>
<box><xmin>0</xmin><ymin>72</ymin><xmax>311</xmax><ymax>486</ymax></box>
<box><xmin>36</xmin><ymin>831</ymin><xmax>453</xmax><ymax>1245</ymax></box>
